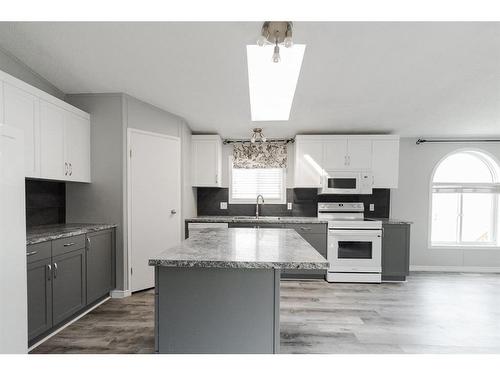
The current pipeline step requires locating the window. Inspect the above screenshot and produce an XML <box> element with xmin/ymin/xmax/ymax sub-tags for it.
<box><xmin>430</xmin><ymin>150</ymin><xmax>500</xmax><ymax>247</ymax></box>
<box><xmin>229</xmin><ymin>162</ymin><xmax>286</xmax><ymax>204</ymax></box>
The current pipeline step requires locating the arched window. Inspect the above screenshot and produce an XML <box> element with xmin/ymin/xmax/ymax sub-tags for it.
<box><xmin>430</xmin><ymin>150</ymin><xmax>500</xmax><ymax>247</ymax></box>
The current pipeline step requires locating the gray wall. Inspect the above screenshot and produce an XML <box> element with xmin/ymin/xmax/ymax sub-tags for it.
<box><xmin>66</xmin><ymin>93</ymin><xmax>196</xmax><ymax>292</ymax></box>
<box><xmin>391</xmin><ymin>138</ymin><xmax>500</xmax><ymax>270</ymax></box>
<box><xmin>65</xmin><ymin>94</ymin><xmax>127</xmax><ymax>289</ymax></box>
<box><xmin>0</xmin><ymin>47</ymin><xmax>65</xmax><ymax>100</ymax></box>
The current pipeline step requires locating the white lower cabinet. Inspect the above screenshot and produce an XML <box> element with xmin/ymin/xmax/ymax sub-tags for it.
<box><xmin>3</xmin><ymin>82</ymin><xmax>40</xmax><ymax>178</ymax></box>
<box><xmin>1</xmin><ymin>69</ymin><xmax>91</xmax><ymax>183</ymax></box>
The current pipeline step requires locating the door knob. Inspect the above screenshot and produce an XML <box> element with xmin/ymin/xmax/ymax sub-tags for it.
<box><xmin>171</xmin><ymin>209</ymin><xmax>177</xmax><ymax>214</ymax></box>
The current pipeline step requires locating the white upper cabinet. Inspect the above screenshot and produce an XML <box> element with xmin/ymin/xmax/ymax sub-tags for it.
<box><xmin>294</xmin><ymin>135</ymin><xmax>400</xmax><ymax>189</ymax></box>
<box><xmin>1</xmin><ymin>69</ymin><xmax>91</xmax><ymax>183</ymax></box>
<box><xmin>191</xmin><ymin>135</ymin><xmax>222</xmax><ymax>187</ymax></box>
<box><xmin>323</xmin><ymin>138</ymin><xmax>348</xmax><ymax>170</ymax></box>
<box><xmin>294</xmin><ymin>136</ymin><xmax>324</xmax><ymax>188</ymax></box>
<box><xmin>372</xmin><ymin>137</ymin><xmax>399</xmax><ymax>188</ymax></box>
<box><xmin>65</xmin><ymin>112</ymin><xmax>91</xmax><ymax>182</ymax></box>
<box><xmin>346</xmin><ymin>138</ymin><xmax>372</xmax><ymax>170</ymax></box>
<box><xmin>3</xmin><ymin>82</ymin><xmax>40</xmax><ymax>178</ymax></box>
<box><xmin>40</xmin><ymin>100</ymin><xmax>66</xmax><ymax>180</ymax></box>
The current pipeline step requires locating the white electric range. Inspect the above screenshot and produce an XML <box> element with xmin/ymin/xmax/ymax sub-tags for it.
<box><xmin>318</xmin><ymin>202</ymin><xmax>382</xmax><ymax>283</ymax></box>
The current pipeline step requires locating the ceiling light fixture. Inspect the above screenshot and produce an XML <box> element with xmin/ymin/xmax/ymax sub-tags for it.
<box><xmin>257</xmin><ymin>21</ymin><xmax>293</xmax><ymax>63</ymax></box>
<box><xmin>250</xmin><ymin>128</ymin><xmax>267</xmax><ymax>143</ymax></box>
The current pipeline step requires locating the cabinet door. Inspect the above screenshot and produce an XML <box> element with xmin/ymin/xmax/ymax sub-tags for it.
<box><xmin>40</xmin><ymin>100</ymin><xmax>66</xmax><ymax>180</ymax></box>
<box><xmin>191</xmin><ymin>136</ymin><xmax>221</xmax><ymax>187</ymax></box>
<box><xmin>65</xmin><ymin>112</ymin><xmax>91</xmax><ymax>182</ymax></box>
<box><xmin>323</xmin><ymin>138</ymin><xmax>348</xmax><ymax>170</ymax></box>
<box><xmin>3</xmin><ymin>82</ymin><xmax>40</xmax><ymax>177</ymax></box>
<box><xmin>347</xmin><ymin>138</ymin><xmax>372</xmax><ymax>170</ymax></box>
<box><xmin>0</xmin><ymin>81</ymin><xmax>4</xmax><ymax>122</ymax></box>
<box><xmin>372</xmin><ymin>139</ymin><xmax>399</xmax><ymax>188</ymax></box>
<box><xmin>294</xmin><ymin>140</ymin><xmax>324</xmax><ymax>187</ymax></box>
<box><xmin>27</xmin><ymin>259</ymin><xmax>53</xmax><ymax>341</ymax></box>
<box><xmin>86</xmin><ymin>230</ymin><xmax>113</xmax><ymax>304</ymax></box>
<box><xmin>52</xmin><ymin>248</ymin><xmax>86</xmax><ymax>325</ymax></box>
<box><xmin>382</xmin><ymin>223</ymin><xmax>410</xmax><ymax>281</ymax></box>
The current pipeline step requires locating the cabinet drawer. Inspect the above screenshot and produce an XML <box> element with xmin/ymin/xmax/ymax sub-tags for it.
<box><xmin>52</xmin><ymin>235</ymin><xmax>85</xmax><ymax>256</ymax></box>
<box><xmin>26</xmin><ymin>241</ymin><xmax>52</xmax><ymax>264</ymax></box>
<box><xmin>286</xmin><ymin>223</ymin><xmax>326</xmax><ymax>235</ymax></box>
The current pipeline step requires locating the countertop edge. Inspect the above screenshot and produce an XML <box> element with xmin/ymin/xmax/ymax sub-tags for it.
<box><xmin>185</xmin><ymin>217</ymin><xmax>329</xmax><ymax>224</ymax></box>
<box><xmin>148</xmin><ymin>259</ymin><xmax>329</xmax><ymax>270</ymax></box>
<box><xmin>26</xmin><ymin>224</ymin><xmax>118</xmax><ymax>245</ymax></box>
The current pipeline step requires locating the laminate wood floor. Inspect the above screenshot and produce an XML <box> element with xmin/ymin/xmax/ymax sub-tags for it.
<box><xmin>30</xmin><ymin>272</ymin><xmax>500</xmax><ymax>354</ymax></box>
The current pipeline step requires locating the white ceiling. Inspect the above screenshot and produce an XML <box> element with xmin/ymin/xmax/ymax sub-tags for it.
<box><xmin>0</xmin><ymin>22</ymin><xmax>499</xmax><ymax>138</ymax></box>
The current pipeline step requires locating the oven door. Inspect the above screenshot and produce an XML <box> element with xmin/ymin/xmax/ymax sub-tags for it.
<box><xmin>328</xmin><ymin>229</ymin><xmax>382</xmax><ymax>273</ymax></box>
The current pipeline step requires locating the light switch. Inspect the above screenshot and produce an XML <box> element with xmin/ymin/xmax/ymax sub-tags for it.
<box><xmin>220</xmin><ymin>202</ymin><xmax>228</xmax><ymax>210</ymax></box>
<box><xmin>369</xmin><ymin>204</ymin><xmax>375</xmax><ymax>212</ymax></box>
<box><xmin>287</xmin><ymin>202</ymin><xmax>292</xmax><ymax>210</ymax></box>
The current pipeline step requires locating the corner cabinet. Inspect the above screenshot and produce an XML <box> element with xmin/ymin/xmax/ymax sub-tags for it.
<box><xmin>191</xmin><ymin>135</ymin><xmax>222</xmax><ymax>187</ymax></box>
<box><xmin>294</xmin><ymin>135</ymin><xmax>399</xmax><ymax>189</ymax></box>
<box><xmin>381</xmin><ymin>223</ymin><xmax>410</xmax><ymax>281</ymax></box>
<box><xmin>0</xmin><ymin>69</ymin><xmax>91</xmax><ymax>182</ymax></box>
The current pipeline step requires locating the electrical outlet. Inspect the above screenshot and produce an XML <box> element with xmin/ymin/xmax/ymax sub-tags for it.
<box><xmin>220</xmin><ymin>202</ymin><xmax>228</xmax><ymax>210</ymax></box>
<box><xmin>287</xmin><ymin>202</ymin><xmax>292</xmax><ymax>210</ymax></box>
<box><xmin>369</xmin><ymin>204</ymin><xmax>375</xmax><ymax>212</ymax></box>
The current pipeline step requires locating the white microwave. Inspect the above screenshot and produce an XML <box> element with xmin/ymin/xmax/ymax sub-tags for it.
<box><xmin>320</xmin><ymin>171</ymin><xmax>373</xmax><ymax>195</ymax></box>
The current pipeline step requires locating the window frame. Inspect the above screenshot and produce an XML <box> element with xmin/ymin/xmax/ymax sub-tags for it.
<box><xmin>228</xmin><ymin>156</ymin><xmax>287</xmax><ymax>205</ymax></box>
<box><xmin>428</xmin><ymin>148</ymin><xmax>500</xmax><ymax>249</ymax></box>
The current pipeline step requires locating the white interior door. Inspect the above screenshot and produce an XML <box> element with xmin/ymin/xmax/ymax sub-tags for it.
<box><xmin>128</xmin><ymin>129</ymin><xmax>181</xmax><ymax>292</ymax></box>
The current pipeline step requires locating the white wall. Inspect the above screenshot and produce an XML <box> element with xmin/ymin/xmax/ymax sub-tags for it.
<box><xmin>391</xmin><ymin>138</ymin><xmax>500</xmax><ymax>270</ymax></box>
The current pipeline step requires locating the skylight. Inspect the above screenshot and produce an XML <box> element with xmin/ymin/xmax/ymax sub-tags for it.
<box><xmin>246</xmin><ymin>44</ymin><xmax>306</xmax><ymax>121</ymax></box>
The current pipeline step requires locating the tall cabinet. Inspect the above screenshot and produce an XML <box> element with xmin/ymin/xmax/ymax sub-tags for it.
<box><xmin>0</xmin><ymin>69</ymin><xmax>91</xmax><ymax>182</ymax></box>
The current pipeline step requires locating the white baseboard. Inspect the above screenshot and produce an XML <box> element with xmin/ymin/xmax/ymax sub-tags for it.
<box><xmin>410</xmin><ymin>265</ymin><xmax>500</xmax><ymax>273</ymax></box>
<box><xmin>28</xmin><ymin>296</ymin><xmax>110</xmax><ymax>352</ymax></box>
<box><xmin>110</xmin><ymin>289</ymin><xmax>132</xmax><ymax>298</ymax></box>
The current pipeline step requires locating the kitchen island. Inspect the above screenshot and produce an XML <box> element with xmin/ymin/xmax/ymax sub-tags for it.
<box><xmin>148</xmin><ymin>227</ymin><xmax>328</xmax><ymax>354</ymax></box>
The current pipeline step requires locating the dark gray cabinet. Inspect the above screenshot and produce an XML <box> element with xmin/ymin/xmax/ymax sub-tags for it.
<box><xmin>27</xmin><ymin>258</ymin><xmax>53</xmax><ymax>341</ymax></box>
<box><xmin>381</xmin><ymin>223</ymin><xmax>411</xmax><ymax>281</ymax></box>
<box><xmin>26</xmin><ymin>228</ymin><xmax>115</xmax><ymax>345</ymax></box>
<box><xmin>86</xmin><ymin>230</ymin><xmax>114</xmax><ymax>304</ymax></box>
<box><xmin>52</xmin><ymin>248</ymin><xmax>86</xmax><ymax>325</ymax></box>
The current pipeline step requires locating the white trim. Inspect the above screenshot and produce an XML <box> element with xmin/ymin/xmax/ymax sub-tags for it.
<box><xmin>110</xmin><ymin>289</ymin><xmax>132</xmax><ymax>298</ymax></box>
<box><xmin>410</xmin><ymin>265</ymin><xmax>500</xmax><ymax>273</ymax></box>
<box><xmin>28</xmin><ymin>296</ymin><xmax>111</xmax><ymax>352</ymax></box>
<box><xmin>126</xmin><ymin>128</ymin><xmax>181</xmax><ymax>293</ymax></box>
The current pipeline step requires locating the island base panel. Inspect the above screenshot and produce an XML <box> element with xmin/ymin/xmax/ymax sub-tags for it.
<box><xmin>155</xmin><ymin>267</ymin><xmax>280</xmax><ymax>354</ymax></box>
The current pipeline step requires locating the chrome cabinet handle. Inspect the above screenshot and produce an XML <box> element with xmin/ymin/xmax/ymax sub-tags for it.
<box><xmin>27</xmin><ymin>250</ymin><xmax>38</xmax><ymax>256</ymax></box>
<box><xmin>53</xmin><ymin>263</ymin><xmax>58</xmax><ymax>279</ymax></box>
<box><xmin>300</xmin><ymin>227</ymin><xmax>312</xmax><ymax>231</ymax></box>
<box><xmin>69</xmin><ymin>163</ymin><xmax>73</xmax><ymax>176</ymax></box>
<box><xmin>65</xmin><ymin>162</ymin><xmax>68</xmax><ymax>176</ymax></box>
<box><xmin>86</xmin><ymin>237</ymin><xmax>91</xmax><ymax>251</ymax></box>
<box><xmin>215</xmin><ymin>174</ymin><xmax>218</xmax><ymax>184</ymax></box>
<box><xmin>63</xmin><ymin>242</ymin><xmax>76</xmax><ymax>247</ymax></box>
<box><xmin>47</xmin><ymin>264</ymin><xmax>52</xmax><ymax>281</ymax></box>
<box><xmin>171</xmin><ymin>209</ymin><xmax>177</xmax><ymax>214</ymax></box>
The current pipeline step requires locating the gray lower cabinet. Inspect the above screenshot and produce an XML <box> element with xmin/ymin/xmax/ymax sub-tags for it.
<box><xmin>27</xmin><ymin>258</ymin><xmax>53</xmax><ymax>341</ymax></box>
<box><xmin>86</xmin><ymin>230</ymin><xmax>114</xmax><ymax>304</ymax></box>
<box><xmin>52</xmin><ymin>248</ymin><xmax>86</xmax><ymax>325</ymax></box>
<box><xmin>381</xmin><ymin>223</ymin><xmax>411</xmax><ymax>281</ymax></box>
<box><xmin>26</xmin><ymin>228</ymin><xmax>115</xmax><ymax>344</ymax></box>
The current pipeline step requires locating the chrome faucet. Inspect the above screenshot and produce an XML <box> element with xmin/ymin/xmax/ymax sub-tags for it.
<box><xmin>256</xmin><ymin>195</ymin><xmax>265</xmax><ymax>219</ymax></box>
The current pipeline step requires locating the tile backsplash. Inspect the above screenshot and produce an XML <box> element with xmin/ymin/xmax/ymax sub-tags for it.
<box><xmin>197</xmin><ymin>188</ymin><xmax>390</xmax><ymax>218</ymax></box>
<box><xmin>26</xmin><ymin>179</ymin><xmax>66</xmax><ymax>227</ymax></box>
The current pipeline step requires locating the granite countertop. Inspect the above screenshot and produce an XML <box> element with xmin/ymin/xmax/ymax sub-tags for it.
<box><xmin>27</xmin><ymin>223</ymin><xmax>117</xmax><ymax>245</ymax></box>
<box><xmin>149</xmin><ymin>228</ymin><xmax>329</xmax><ymax>270</ymax></box>
<box><xmin>367</xmin><ymin>218</ymin><xmax>413</xmax><ymax>225</ymax></box>
<box><xmin>186</xmin><ymin>216</ymin><xmax>328</xmax><ymax>224</ymax></box>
